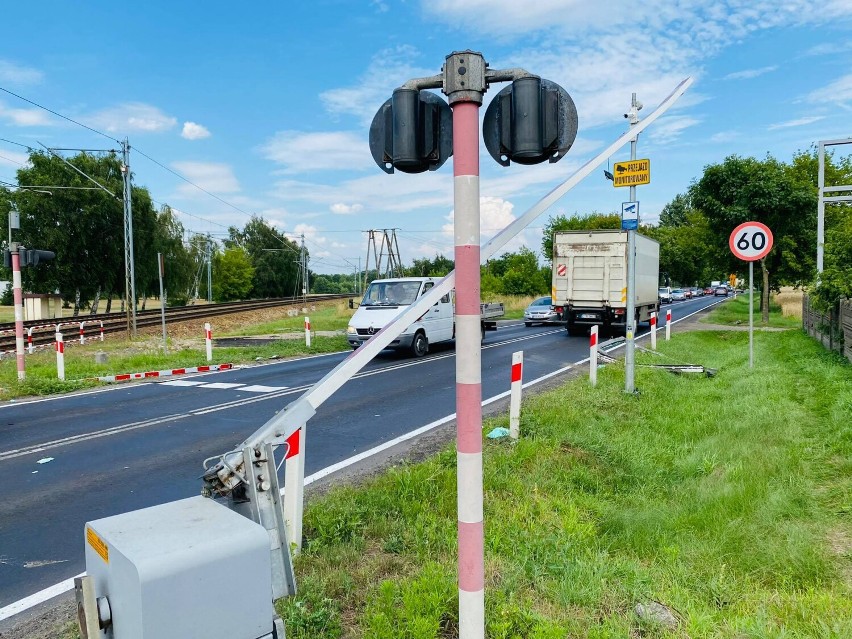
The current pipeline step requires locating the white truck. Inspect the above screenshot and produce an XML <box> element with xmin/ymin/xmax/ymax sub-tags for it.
<box><xmin>551</xmin><ymin>229</ymin><xmax>660</xmax><ymax>336</ymax></box>
<box><xmin>346</xmin><ymin>276</ymin><xmax>504</xmax><ymax>356</ymax></box>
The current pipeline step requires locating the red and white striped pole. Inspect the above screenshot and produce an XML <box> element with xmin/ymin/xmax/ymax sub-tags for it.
<box><xmin>650</xmin><ymin>311</ymin><xmax>657</xmax><ymax>350</ymax></box>
<box><xmin>509</xmin><ymin>351</ymin><xmax>523</xmax><ymax>439</ymax></box>
<box><xmin>450</xmin><ymin>68</ymin><xmax>484</xmax><ymax>638</ymax></box>
<box><xmin>55</xmin><ymin>331</ymin><xmax>65</xmax><ymax>381</ymax></box>
<box><xmin>283</xmin><ymin>426</ymin><xmax>306</xmax><ymax>552</ymax></box>
<box><xmin>79</xmin><ymin>321</ymin><xmax>86</xmax><ymax>345</ymax></box>
<box><xmin>590</xmin><ymin>325</ymin><xmax>598</xmax><ymax>386</ymax></box>
<box><xmin>665</xmin><ymin>308</ymin><xmax>672</xmax><ymax>341</ymax></box>
<box><xmin>99</xmin><ymin>320</ymin><xmax>104</xmax><ymax>342</ymax></box>
<box><xmin>204</xmin><ymin>322</ymin><xmax>213</xmax><ymax>362</ymax></box>
<box><xmin>27</xmin><ymin>326</ymin><xmax>34</xmax><ymax>355</ymax></box>
<box><xmin>12</xmin><ymin>248</ymin><xmax>25</xmax><ymax>381</ymax></box>
<box><xmin>304</xmin><ymin>316</ymin><xmax>311</xmax><ymax>347</ymax></box>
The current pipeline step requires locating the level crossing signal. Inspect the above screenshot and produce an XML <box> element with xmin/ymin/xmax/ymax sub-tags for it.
<box><xmin>3</xmin><ymin>248</ymin><xmax>56</xmax><ymax>267</ymax></box>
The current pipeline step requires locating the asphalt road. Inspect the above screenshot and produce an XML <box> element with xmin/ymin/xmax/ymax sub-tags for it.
<box><xmin>0</xmin><ymin>295</ymin><xmax>722</xmax><ymax>612</ymax></box>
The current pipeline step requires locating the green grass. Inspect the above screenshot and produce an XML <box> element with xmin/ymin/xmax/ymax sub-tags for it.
<box><xmin>267</xmin><ymin>328</ymin><xmax>852</xmax><ymax>638</ymax></box>
<box><xmin>226</xmin><ymin>299</ymin><xmax>356</xmax><ymax>335</ymax></box>
<box><xmin>703</xmin><ymin>293</ymin><xmax>801</xmax><ymax>328</ymax></box>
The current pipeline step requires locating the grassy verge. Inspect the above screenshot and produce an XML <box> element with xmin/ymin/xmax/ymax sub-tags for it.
<box><xmin>703</xmin><ymin>293</ymin><xmax>801</xmax><ymax>329</ymax></box>
<box><xmin>267</xmin><ymin>328</ymin><xmax>851</xmax><ymax>638</ymax></box>
<box><xmin>0</xmin><ymin>335</ymin><xmax>349</xmax><ymax>401</ymax></box>
<box><xmin>226</xmin><ymin>299</ymin><xmax>355</xmax><ymax>335</ymax></box>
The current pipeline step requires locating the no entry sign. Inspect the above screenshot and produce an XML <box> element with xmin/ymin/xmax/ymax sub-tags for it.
<box><xmin>729</xmin><ymin>221</ymin><xmax>773</xmax><ymax>261</ymax></box>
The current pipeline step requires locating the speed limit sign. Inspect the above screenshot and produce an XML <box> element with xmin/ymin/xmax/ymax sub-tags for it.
<box><xmin>729</xmin><ymin>221</ymin><xmax>773</xmax><ymax>261</ymax></box>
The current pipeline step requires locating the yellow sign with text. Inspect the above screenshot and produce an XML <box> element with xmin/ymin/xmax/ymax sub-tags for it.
<box><xmin>612</xmin><ymin>159</ymin><xmax>650</xmax><ymax>187</ymax></box>
<box><xmin>87</xmin><ymin>527</ymin><xmax>109</xmax><ymax>564</ymax></box>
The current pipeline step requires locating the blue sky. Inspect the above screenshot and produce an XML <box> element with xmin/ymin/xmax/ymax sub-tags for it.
<box><xmin>1</xmin><ymin>1</ymin><xmax>851</xmax><ymax>274</ymax></box>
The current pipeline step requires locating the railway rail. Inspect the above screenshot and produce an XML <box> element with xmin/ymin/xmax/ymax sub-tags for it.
<box><xmin>0</xmin><ymin>294</ymin><xmax>351</xmax><ymax>354</ymax></box>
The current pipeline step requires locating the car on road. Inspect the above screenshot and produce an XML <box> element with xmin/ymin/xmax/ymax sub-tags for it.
<box><xmin>692</xmin><ymin>287</ymin><xmax>703</xmax><ymax>297</ymax></box>
<box><xmin>671</xmin><ymin>288</ymin><xmax>686</xmax><ymax>301</ymax></box>
<box><xmin>714</xmin><ymin>286</ymin><xmax>729</xmax><ymax>296</ymax></box>
<box><xmin>684</xmin><ymin>288</ymin><xmax>693</xmax><ymax>299</ymax></box>
<box><xmin>524</xmin><ymin>296</ymin><xmax>560</xmax><ymax>326</ymax></box>
<box><xmin>704</xmin><ymin>286</ymin><xmax>713</xmax><ymax>295</ymax></box>
<box><xmin>658</xmin><ymin>287</ymin><xmax>672</xmax><ymax>304</ymax></box>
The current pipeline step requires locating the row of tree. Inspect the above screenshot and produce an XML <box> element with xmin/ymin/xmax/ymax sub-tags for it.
<box><xmin>0</xmin><ymin>151</ymin><xmax>307</xmax><ymax>312</ymax></box>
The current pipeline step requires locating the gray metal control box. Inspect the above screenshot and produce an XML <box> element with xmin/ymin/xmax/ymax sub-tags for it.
<box><xmin>83</xmin><ymin>496</ymin><xmax>274</xmax><ymax>639</ymax></box>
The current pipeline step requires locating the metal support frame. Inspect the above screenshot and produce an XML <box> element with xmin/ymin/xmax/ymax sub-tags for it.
<box><xmin>121</xmin><ymin>139</ymin><xmax>137</xmax><ymax>338</ymax></box>
<box><xmin>817</xmin><ymin>138</ymin><xmax>852</xmax><ymax>277</ymax></box>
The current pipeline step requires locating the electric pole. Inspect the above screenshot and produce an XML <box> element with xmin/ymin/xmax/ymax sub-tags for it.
<box><xmin>207</xmin><ymin>236</ymin><xmax>213</xmax><ymax>303</ymax></box>
<box><xmin>121</xmin><ymin>138</ymin><xmax>137</xmax><ymax>338</ymax></box>
<box><xmin>624</xmin><ymin>93</ymin><xmax>642</xmax><ymax>394</ymax></box>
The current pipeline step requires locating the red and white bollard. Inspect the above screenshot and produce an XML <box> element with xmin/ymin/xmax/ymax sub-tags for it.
<box><xmin>55</xmin><ymin>332</ymin><xmax>65</xmax><ymax>381</ymax></box>
<box><xmin>283</xmin><ymin>426</ymin><xmax>306</xmax><ymax>552</ymax></box>
<box><xmin>304</xmin><ymin>316</ymin><xmax>311</xmax><ymax>347</ymax></box>
<box><xmin>27</xmin><ymin>326</ymin><xmax>34</xmax><ymax>355</ymax></box>
<box><xmin>79</xmin><ymin>321</ymin><xmax>86</xmax><ymax>345</ymax></box>
<box><xmin>665</xmin><ymin>308</ymin><xmax>672</xmax><ymax>341</ymax></box>
<box><xmin>509</xmin><ymin>351</ymin><xmax>523</xmax><ymax>439</ymax></box>
<box><xmin>650</xmin><ymin>312</ymin><xmax>657</xmax><ymax>350</ymax></box>
<box><xmin>12</xmin><ymin>250</ymin><xmax>25</xmax><ymax>381</ymax></box>
<box><xmin>589</xmin><ymin>325</ymin><xmax>598</xmax><ymax>387</ymax></box>
<box><xmin>204</xmin><ymin>322</ymin><xmax>213</xmax><ymax>362</ymax></box>
<box><xmin>99</xmin><ymin>321</ymin><xmax>104</xmax><ymax>342</ymax></box>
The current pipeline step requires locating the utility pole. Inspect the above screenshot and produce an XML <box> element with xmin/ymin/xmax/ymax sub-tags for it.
<box><xmin>300</xmin><ymin>234</ymin><xmax>307</xmax><ymax>302</ymax></box>
<box><xmin>206</xmin><ymin>236</ymin><xmax>213</xmax><ymax>303</ymax></box>
<box><xmin>121</xmin><ymin>138</ymin><xmax>137</xmax><ymax>338</ymax></box>
<box><xmin>10</xmin><ymin>243</ymin><xmax>25</xmax><ymax>380</ymax></box>
<box><xmin>624</xmin><ymin>93</ymin><xmax>642</xmax><ymax>394</ymax></box>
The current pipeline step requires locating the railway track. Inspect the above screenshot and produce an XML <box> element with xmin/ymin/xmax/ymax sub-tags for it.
<box><xmin>0</xmin><ymin>294</ymin><xmax>351</xmax><ymax>353</ymax></box>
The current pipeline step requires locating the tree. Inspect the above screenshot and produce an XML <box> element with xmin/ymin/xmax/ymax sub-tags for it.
<box><xmin>540</xmin><ymin>212</ymin><xmax>621</xmax><ymax>261</ymax></box>
<box><xmin>212</xmin><ymin>247</ymin><xmax>255</xmax><ymax>301</ymax></box>
<box><xmin>691</xmin><ymin>155</ymin><xmax>816</xmax><ymax>322</ymax></box>
<box><xmin>482</xmin><ymin>247</ymin><xmax>548</xmax><ymax>296</ymax></box>
<box><xmin>226</xmin><ymin>217</ymin><xmax>302</xmax><ymax>298</ymax></box>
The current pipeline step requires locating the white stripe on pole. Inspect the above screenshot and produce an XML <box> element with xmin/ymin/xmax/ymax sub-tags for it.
<box><xmin>665</xmin><ymin>308</ymin><xmax>672</xmax><ymax>341</ymax></box>
<box><xmin>99</xmin><ymin>320</ymin><xmax>104</xmax><ymax>342</ymax></box>
<box><xmin>283</xmin><ymin>426</ymin><xmax>305</xmax><ymax>552</ymax></box>
<box><xmin>55</xmin><ymin>332</ymin><xmax>65</xmax><ymax>381</ymax></box>
<box><xmin>204</xmin><ymin>322</ymin><xmax>213</xmax><ymax>362</ymax></box>
<box><xmin>305</xmin><ymin>316</ymin><xmax>311</xmax><ymax>347</ymax></box>
<box><xmin>508</xmin><ymin>351</ymin><xmax>523</xmax><ymax>439</ymax></box>
<box><xmin>589</xmin><ymin>325</ymin><xmax>598</xmax><ymax>387</ymax></box>
<box><xmin>27</xmin><ymin>327</ymin><xmax>34</xmax><ymax>355</ymax></box>
<box><xmin>79</xmin><ymin>321</ymin><xmax>85</xmax><ymax>345</ymax></box>
<box><xmin>650</xmin><ymin>312</ymin><xmax>657</xmax><ymax>350</ymax></box>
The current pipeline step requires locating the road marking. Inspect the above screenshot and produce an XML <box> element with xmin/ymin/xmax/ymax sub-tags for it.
<box><xmin>160</xmin><ymin>380</ymin><xmax>205</xmax><ymax>387</ymax></box>
<box><xmin>239</xmin><ymin>385</ymin><xmax>289</xmax><ymax>393</ymax></box>
<box><xmin>196</xmin><ymin>382</ymin><xmax>245</xmax><ymax>390</ymax></box>
<box><xmin>0</xmin><ymin>298</ymin><xmax>725</xmax><ymax>622</ymax></box>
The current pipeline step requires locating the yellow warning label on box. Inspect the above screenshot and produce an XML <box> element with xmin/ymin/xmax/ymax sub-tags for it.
<box><xmin>86</xmin><ymin>527</ymin><xmax>109</xmax><ymax>564</ymax></box>
<box><xmin>613</xmin><ymin>159</ymin><xmax>650</xmax><ymax>187</ymax></box>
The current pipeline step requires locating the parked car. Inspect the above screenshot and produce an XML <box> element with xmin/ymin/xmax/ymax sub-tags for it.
<box><xmin>714</xmin><ymin>286</ymin><xmax>729</xmax><ymax>296</ymax></box>
<box><xmin>671</xmin><ymin>288</ymin><xmax>686</xmax><ymax>301</ymax></box>
<box><xmin>524</xmin><ymin>296</ymin><xmax>560</xmax><ymax>326</ymax></box>
<box><xmin>658</xmin><ymin>287</ymin><xmax>672</xmax><ymax>304</ymax></box>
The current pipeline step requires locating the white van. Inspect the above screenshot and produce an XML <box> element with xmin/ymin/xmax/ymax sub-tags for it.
<box><xmin>346</xmin><ymin>277</ymin><xmax>503</xmax><ymax>357</ymax></box>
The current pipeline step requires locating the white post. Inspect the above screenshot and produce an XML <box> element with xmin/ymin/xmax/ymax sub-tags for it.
<box><xmin>79</xmin><ymin>321</ymin><xmax>86</xmax><ymax>345</ymax></box>
<box><xmin>508</xmin><ymin>351</ymin><xmax>523</xmax><ymax>440</ymax></box>
<box><xmin>27</xmin><ymin>326</ymin><xmax>34</xmax><ymax>355</ymax></box>
<box><xmin>304</xmin><ymin>316</ymin><xmax>311</xmax><ymax>347</ymax></box>
<box><xmin>589</xmin><ymin>325</ymin><xmax>598</xmax><ymax>387</ymax></box>
<box><xmin>100</xmin><ymin>321</ymin><xmax>104</xmax><ymax>342</ymax></box>
<box><xmin>55</xmin><ymin>331</ymin><xmax>65</xmax><ymax>381</ymax></box>
<box><xmin>749</xmin><ymin>261</ymin><xmax>754</xmax><ymax>369</ymax></box>
<box><xmin>204</xmin><ymin>322</ymin><xmax>213</xmax><ymax>362</ymax></box>
<box><xmin>283</xmin><ymin>426</ymin><xmax>306</xmax><ymax>552</ymax></box>
<box><xmin>665</xmin><ymin>308</ymin><xmax>671</xmax><ymax>341</ymax></box>
<box><xmin>650</xmin><ymin>312</ymin><xmax>657</xmax><ymax>350</ymax></box>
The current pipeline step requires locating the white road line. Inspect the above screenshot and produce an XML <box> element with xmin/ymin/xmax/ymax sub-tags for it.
<box><xmin>0</xmin><ymin>299</ymin><xmax>726</xmax><ymax>622</ymax></box>
<box><xmin>239</xmin><ymin>385</ymin><xmax>289</xmax><ymax>393</ymax></box>
<box><xmin>196</xmin><ymin>382</ymin><xmax>245</xmax><ymax>390</ymax></box>
<box><xmin>160</xmin><ymin>380</ymin><xmax>205</xmax><ymax>387</ymax></box>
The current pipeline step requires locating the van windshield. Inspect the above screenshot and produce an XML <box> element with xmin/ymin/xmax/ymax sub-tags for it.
<box><xmin>361</xmin><ymin>281</ymin><xmax>422</xmax><ymax>306</ymax></box>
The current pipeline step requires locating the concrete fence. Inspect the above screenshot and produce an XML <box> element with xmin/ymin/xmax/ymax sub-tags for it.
<box><xmin>803</xmin><ymin>294</ymin><xmax>852</xmax><ymax>363</ymax></box>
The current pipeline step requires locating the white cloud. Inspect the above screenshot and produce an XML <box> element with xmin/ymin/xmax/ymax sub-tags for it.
<box><xmin>330</xmin><ymin>202</ymin><xmax>364</xmax><ymax>215</ymax></box>
<box><xmin>260</xmin><ymin>130</ymin><xmax>373</xmax><ymax>173</ymax></box>
<box><xmin>805</xmin><ymin>74</ymin><xmax>852</xmax><ymax>107</ymax></box>
<box><xmin>0</xmin><ymin>101</ymin><xmax>52</xmax><ymax>126</ymax></box>
<box><xmin>709</xmin><ymin>131</ymin><xmax>738</xmax><ymax>143</ymax></box>
<box><xmin>646</xmin><ymin>115</ymin><xmax>701</xmax><ymax>144</ymax></box>
<box><xmin>86</xmin><ymin>102</ymin><xmax>177</xmax><ymax>133</ymax></box>
<box><xmin>442</xmin><ymin>196</ymin><xmax>540</xmax><ymax>258</ymax></box>
<box><xmin>171</xmin><ymin>161</ymin><xmax>240</xmax><ymax>196</ymax></box>
<box><xmin>181</xmin><ymin>121</ymin><xmax>211</xmax><ymax>140</ymax></box>
<box><xmin>0</xmin><ymin>60</ymin><xmax>43</xmax><ymax>85</ymax></box>
<box><xmin>319</xmin><ymin>45</ymin><xmax>437</xmax><ymax>124</ymax></box>
<box><xmin>723</xmin><ymin>66</ymin><xmax>777</xmax><ymax>80</ymax></box>
<box><xmin>0</xmin><ymin>149</ymin><xmax>29</xmax><ymax>168</ymax></box>
<box><xmin>767</xmin><ymin>116</ymin><xmax>825</xmax><ymax>130</ymax></box>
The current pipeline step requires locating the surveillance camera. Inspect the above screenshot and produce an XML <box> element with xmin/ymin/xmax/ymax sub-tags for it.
<box><xmin>636</xmin><ymin>101</ymin><xmax>644</xmax><ymax>110</ymax></box>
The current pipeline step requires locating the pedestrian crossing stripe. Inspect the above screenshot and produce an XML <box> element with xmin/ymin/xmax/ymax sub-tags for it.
<box><xmin>160</xmin><ymin>380</ymin><xmax>288</xmax><ymax>393</ymax></box>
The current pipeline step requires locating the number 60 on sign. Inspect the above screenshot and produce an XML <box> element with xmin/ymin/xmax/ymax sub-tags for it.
<box><xmin>729</xmin><ymin>221</ymin><xmax>774</xmax><ymax>261</ymax></box>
